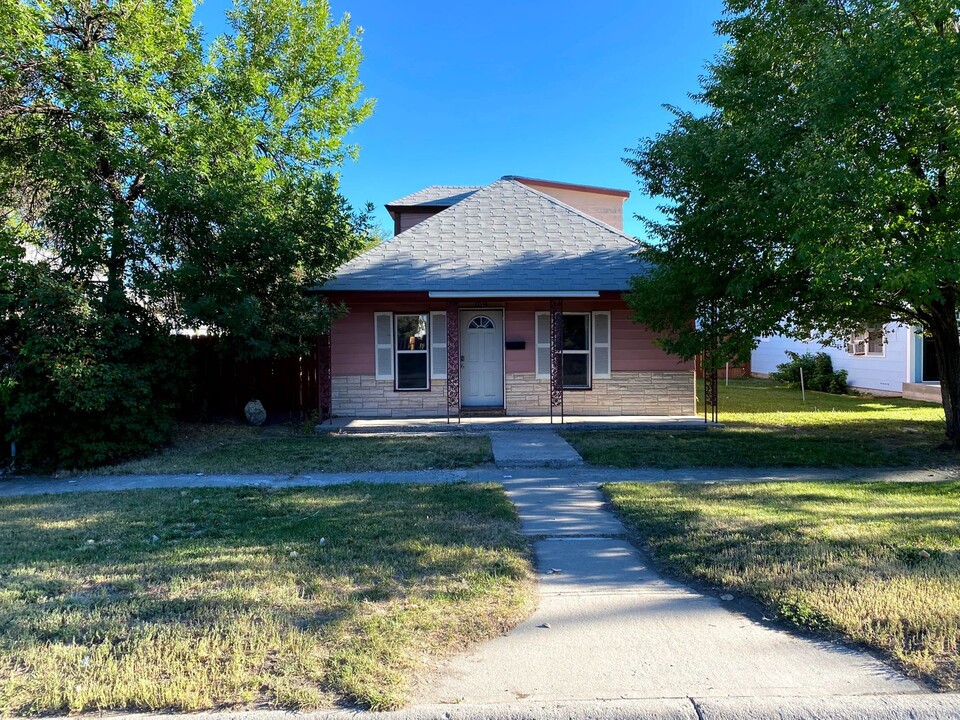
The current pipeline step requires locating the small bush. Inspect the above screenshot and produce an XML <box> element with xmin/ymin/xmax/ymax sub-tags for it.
<box><xmin>770</xmin><ymin>351</ymin><xmax>848</xmax><ymax>394</ymax></box>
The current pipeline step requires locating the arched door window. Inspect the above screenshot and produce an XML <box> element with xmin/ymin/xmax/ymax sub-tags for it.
<box><xmin>468</xmin><ymin>315</ymin><xmax>495</xmax><ymax>330</ymax></box>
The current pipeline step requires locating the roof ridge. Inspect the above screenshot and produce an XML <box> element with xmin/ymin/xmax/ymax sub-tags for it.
<box><xmin>386</xmin><ymin>184</ymin><xmax>483</xmax><ymax>207</ymax></box>
<box><xmin>500</xmin><ymin>179</ymin><xmax>639</xmax><ymax>244</ymax></box>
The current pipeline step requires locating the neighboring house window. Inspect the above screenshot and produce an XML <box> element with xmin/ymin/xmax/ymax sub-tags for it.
<box><xmin>535</xmin><ymin>311</ymin><xmax>611</xmax><ymax>388</ymax></box>
<box><xmin>395</xmin><ymin>314</ymin><xmax>429</xmax><ymax>390</ymax></box>
<box><xmin>847</xmin><ymin>325</ymin><xmax>885</xmax><ymax>357</ymax></box>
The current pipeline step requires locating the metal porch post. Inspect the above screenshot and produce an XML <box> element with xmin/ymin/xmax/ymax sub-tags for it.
<box><xmin>446</xmin><ymin>300</ymin><xmax>460</xmax><ymax>423</ymax></box>
<box><xmin>549</xmin><ymin>298</ymin><xmax>564</xmax><ymax>424</ymax></box>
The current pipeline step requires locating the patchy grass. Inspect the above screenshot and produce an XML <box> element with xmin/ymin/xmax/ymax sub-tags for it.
<box><xmin>86</xmin><ymin>424</ymin><xmax>493</xmax><ymax>475</ymax></box>
<box><xmin>564</xmin><ymin>378</ymin><xmax>953</xmax><ymax>468</ymax></box>
<box><xmin>0</xmin><ymin>483</ymin><xmax>535</xmax><ymax>714</ymax></box>
<box><xmin>604</xmin><ymin>480</ymin><xmax>960</xmax><ymax>690</ymax></box>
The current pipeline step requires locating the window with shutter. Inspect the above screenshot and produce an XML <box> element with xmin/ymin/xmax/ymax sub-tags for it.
<box><xmin>395</xmin><ymin>314</ymin><xmax>429</xmax><ymax>390</ymax></box>
<box><xmin>561</xmin><ymin>313</ymin><xmax>591</xmax><ymax>388</ymax></box>
<box><xmin>430</xmin><ymin>311</ymin><xmax>447</xmax><ymax>379</ymax></box>
<box><xmin>592</xmin><ymin>311</ymin><xmax>611</xmax><ymax>379</ymax></box>
<box><xmin>374</xmin><ymin>313</ymin><xmax>394</xmax><ymax>380</ymax></box>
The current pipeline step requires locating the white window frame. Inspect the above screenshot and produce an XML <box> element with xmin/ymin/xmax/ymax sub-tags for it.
<box><xmin>536</xmin><ymin>311</ymin><xmax>612</xmax><ymax>386</ymax></box>
<box><xmin>847</xmin><ymin>324</ymin><xmax>886</xmax><ymax>358</ymax></box>
<box><xmin>395</xmin><ymin>313</ymin><xmax>430</xmax><ymax>391</ymax></box>
<box><xmin>561</xmin><ymin>312</ymin><xmax>592</xmax><ymax>390</ymax></box>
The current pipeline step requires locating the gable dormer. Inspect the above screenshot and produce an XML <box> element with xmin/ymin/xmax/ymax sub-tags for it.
<box><xmin>385</xmin><ymin>186</ymin><xmax>481</xmax><ymax>235</ymax></box>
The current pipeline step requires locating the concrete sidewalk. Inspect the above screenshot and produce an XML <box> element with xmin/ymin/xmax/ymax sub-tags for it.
<box><xmin>1</xmin><ymin>465</ymin><xmax>958</xmax><ymax>719</ymax></box>
<box><xmin>489</xmin><ymin>431</ymin><xmax>584</xmax><ymax>468</ymax></box>
<box><xmin>72</xmin><ymin>695</ymin><xmax>960</xmax><ymax>720</ymax></box>
<box><xmin>1</xmin><ymin>465</ymin><xmax>955</xmax><ymax>498</ymax></box>
<box><xmin>414</xmin><ymin>473</ymin><xmax>925</xmax><ymax>707</ymax></box>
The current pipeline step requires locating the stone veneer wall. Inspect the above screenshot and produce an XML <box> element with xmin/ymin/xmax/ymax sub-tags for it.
<box><xmin>332</xmin><ymin>375</ymin><xmax>447</xmax><ymax>417</ymax></box>
<box><xmin>505</xmin><ymin>371</ymin><xmax>695</xmax><ymax>416</ymax></box>
<box><xmin>332</xmin><ymin>371</ymin><xmax>695</xmax><ymax>417</ymax></box>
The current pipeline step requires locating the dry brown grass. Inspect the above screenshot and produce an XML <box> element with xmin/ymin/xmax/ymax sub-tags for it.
<box><xmin>605</xmin><ymin>480</ymin><xmax>960</xmax><ymax>689</ymax></box>
<box><xmin>0</xmin><ymin>483</ymin><xmax>535</xmax><ymax>714</ymax></box>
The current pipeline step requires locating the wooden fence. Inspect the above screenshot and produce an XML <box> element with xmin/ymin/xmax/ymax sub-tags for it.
<box><xmin>179</xmin><ymin>335</ymin><xmax>319</xmax><ymax>423</ymax></box>
<box><xmin>696</xmin><ymin>355</ymin><xmax>751</xmax><ymax>379</ymax></box>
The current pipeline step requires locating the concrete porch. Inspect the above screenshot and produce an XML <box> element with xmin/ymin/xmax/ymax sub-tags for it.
<box><xmin>903</xmin><ymin>382</ymin><xmax>940</xmax><ymax>403</ymax></box>
<box><xmin>315</xmin><ymin>414</ymin><xmax>709</xmax><ymax>434</ymax></box>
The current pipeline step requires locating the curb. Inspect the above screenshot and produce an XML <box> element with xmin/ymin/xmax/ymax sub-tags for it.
<box><xmin>20</xmin><ymin>695</ymin><xmax>960</xmax><ymax>720</ymax></box>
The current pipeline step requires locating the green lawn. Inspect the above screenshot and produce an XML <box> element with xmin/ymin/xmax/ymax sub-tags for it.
<box><xmin>604</xmin><ymin>480</ymin><xmax>960</xmax><ymax>690</ymax></box>
<box><xmin>564</xmin><ymin>378</ymin><xmax>953</xmax><ymax>468</ymax></box>
<box><xmin>0</xmin><ymin>483</ymin><xmax>535</xmax><ymax>714</ymax></box>
<box><xmin>88</xmin><ymin>424</ymin><xmax>493</xmax><ymax>475</ymax></box>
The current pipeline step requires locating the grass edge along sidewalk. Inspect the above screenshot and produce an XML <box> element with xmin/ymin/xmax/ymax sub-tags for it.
<box><xmin>564</xmin><ymin>378</ymin><xmax>952</xmax><ymax>469</ymax></box>
<box><xmin>79</xmin><ymin>425</ymin><xmax>495</xmax><ymax>476</ymax></box>
<box><xmin>0</xmin><ymin>482</ymin><xmax>535</xmax><ymax>714</ymax></box>
<box><xmin>603</xmin><ymin>479</ymin><xmax>960</xmax><ymax>691</ymax></box>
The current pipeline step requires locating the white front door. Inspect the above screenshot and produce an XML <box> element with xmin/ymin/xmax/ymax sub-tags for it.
<box><xmin>461</xmin><ymin>310</ymin><xmax>504</xmax><ymax>407</ymax></box>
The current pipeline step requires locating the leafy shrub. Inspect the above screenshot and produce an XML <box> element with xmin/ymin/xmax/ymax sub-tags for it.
<box><xmin>1</xmin><ymin>263</ymin><xmax>187</xmax><ymax>471</ymax></box>
<box><xmin>770</xmin><ymin>351</ymin><xmax>848</xmax><ymax>395</ymax></box>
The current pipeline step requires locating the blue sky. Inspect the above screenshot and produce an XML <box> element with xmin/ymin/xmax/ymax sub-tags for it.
<box><xmin>194</xmin><ymin>0</ymin><xmax>726</xmax><ymax>239</ymax></box>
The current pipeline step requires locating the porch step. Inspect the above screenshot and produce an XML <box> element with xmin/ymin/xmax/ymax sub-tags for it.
<box><xmin>459</xmin><ymin>407</ymin><xmax>506</xmax><ymax>418</ymax></box>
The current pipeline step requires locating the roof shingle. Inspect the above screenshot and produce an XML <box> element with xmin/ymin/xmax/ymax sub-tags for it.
<box><xmin>323</xmin><ymin>179</ymin><xmax>646</xmax><ymax>293</ymax></box>
<box><xmin>385</xmin><ymin>185</ymin><xmax>481</xmax><ymax>208</ymax></box>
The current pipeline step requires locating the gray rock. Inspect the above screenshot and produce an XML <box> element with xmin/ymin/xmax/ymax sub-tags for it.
<box><xmin>244</xmin><ymin>399</ymin><xmax>267</xmax><ymax>426</ymax></box>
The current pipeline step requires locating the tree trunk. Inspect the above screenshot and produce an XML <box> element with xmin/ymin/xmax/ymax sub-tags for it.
<box><xmin>928</xmin><ymin>293</ymin><xmax>960</xmax><ymax>448</ymax></box>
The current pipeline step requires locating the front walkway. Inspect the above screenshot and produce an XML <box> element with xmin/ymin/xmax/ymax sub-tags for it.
<box><xmin>413</xmin><ymin>472</ymin><xmax>923</xmax><ymax>705</ymax></box>
<box><xmin>489</xmin><ymin>431</ymin><xmax>583</xmax><ymax>468</ymax></box>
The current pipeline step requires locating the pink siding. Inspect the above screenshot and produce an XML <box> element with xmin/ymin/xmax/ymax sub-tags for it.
<box><xmin>504</xmin><ymin>308</ymin><xmax>535</xmax><ymax>373</ymax></box>
<box><xmin>517</xmin><ymin>181</ymin><xmax>627</xmax><ymax>231</ymax></box>
<box><xmin>328</xmin><ymin>292</ymin><xmax>691</xmax><ymax>376</ymax></box>
<box><xmin>331</xmin><ymin>311</ymin><xmax>375</xmax><ymax>376</ymax></box>
<box><xmin>610</xmin><ymin>308</ymin><xmax>692</xmax><ymax>371</ymax></box>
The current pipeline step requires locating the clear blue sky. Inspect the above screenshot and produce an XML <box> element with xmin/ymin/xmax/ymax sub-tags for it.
<box><xmin>194</xmin><ymin>0</ymin><xmax>727</xmax><ymax>240</ymax></box>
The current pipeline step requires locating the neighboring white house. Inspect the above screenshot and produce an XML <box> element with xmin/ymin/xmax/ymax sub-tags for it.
<box><xmin>751</xmin><ymin>323</ymin><xmax>940</xmax><ymax>402</ymax></box>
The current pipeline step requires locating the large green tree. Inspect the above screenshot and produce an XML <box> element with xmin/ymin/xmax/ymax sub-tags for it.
<box><xmin>626</xmin><ymin>0</ymin><xmax>960</xmax><ymax>447</ymax></box>
<box><xmin>0</xmin><ymin>0</ymin><xmax>373</xmax><ymax>467</ymax></box>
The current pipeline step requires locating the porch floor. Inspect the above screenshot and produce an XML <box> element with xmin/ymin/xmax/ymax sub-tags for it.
<box><xmin>316</xmin><ymin>415</ymin><xmax>709</xmax><ymax>434</ymax></box>
<box><xmin>903</xmin><ymin>382</ymin><xmax>940</xmax><ymax>403</ymax></box>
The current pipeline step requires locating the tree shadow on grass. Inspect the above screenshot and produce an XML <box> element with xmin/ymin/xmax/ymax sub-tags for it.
<box><xmin>0</xmin><ymin>482</ymin><xmax>532</xmax><ymax>713</ymax></box>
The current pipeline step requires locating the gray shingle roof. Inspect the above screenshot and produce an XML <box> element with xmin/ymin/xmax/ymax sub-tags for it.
<box><xmin>323</xmin><ymin>179</ymin><xmax>646</xmax><ymax>293</ymax></box>
<box><xmin>385</xmin><ymin>185</ymin><xmax>481</xmax><ymax>208</ymax></box>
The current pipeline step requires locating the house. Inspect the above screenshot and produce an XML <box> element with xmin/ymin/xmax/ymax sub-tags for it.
<box><xmin>751</xmin><ymin>324</ymin><xmax>940</xmax><ymax>402</ymax></box>
<box><xmin>316</xmin><ymin>176</ymin><xmax>696</xmax><ymax>419</ymax></box>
